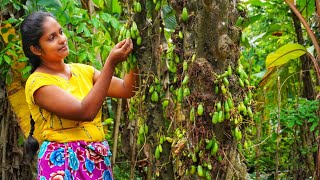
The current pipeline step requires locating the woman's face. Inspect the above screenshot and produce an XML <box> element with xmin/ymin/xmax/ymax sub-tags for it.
<box><xmin>36</xmin><ymin>16</ymin><xmax>69</xmax><ymax>62</ymax></box>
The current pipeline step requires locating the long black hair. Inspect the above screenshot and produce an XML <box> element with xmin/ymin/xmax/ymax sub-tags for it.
<box><xmin>20</xmin><ymin>12</ymin><xmax>54</xmax><ymax>162</ymax></box>
<box><xmin>20</xmin><ymin>11</ymin><xmax>55</xmax><ymax>73</ymax></box>
<box><xmin>24</xmin><ymin>115</ymin><xmax>39</xmax><ymax>162</ymax></box>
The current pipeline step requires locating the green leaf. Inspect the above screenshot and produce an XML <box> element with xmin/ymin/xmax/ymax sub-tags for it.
<box><xmin>5</xmin><ymin>18</ymin><xmax>18</xmax><ymax>24</ymax></box>
<box><xmin>266</xmin><ymin>43</ymin><xmax>307</xmax><ymax>68</ymax></box>
<box><xmin>92</xmin><ymin>0</ymin><xmax>104</xmax><ymax>8</ymax></box>
<box><xmin>246</xmin><ymin>0</ymin><xmax>272</xmax><ymax>7</ymax></box>
<box><xmin>310</xmin><ymin>122</ymin><xmax>318</xmax><ymax>132</ymax></box>
<box><xmin>100</xmin><ymin>13</ymin><xmax>121</xmax><ymax>29</ymax></box>
<box><xmin>91</xmin><ymin>17</ymin><xmax>100</xmax><ymax>28</ymax></box>
<box><xmin>76</xmin><ymin>23</ymin><xmax>86</xmax><ymax>34</ymax></box>
<box><xmin>78</xmin><ymin>52</ymin><xmax>87</xmax><ymax>62</ymax></box>
<box><xmin>3</xmin><ymin>55</ymin><xmax>11</xmax><ymax>64</ymax></box>
<box><xmin>36</xmin><ymin>0</ymin><xmax>63</xmax><ymax>10</ymax></box>
<box><xmin>297</xmin><ymin>0</ymin><xmax>315</xmax><ymax>18</ymax></box>
<box><xmin>112</xmin><ymin>0</ymin><xmax>122</xmax><ymax>14</ymax></box>
<box><xmin>21</xmin><ymin>65</ymin><xmax>32</xmax><ymax>74</ymax></box>
<box><xmin>163</xmin><ymin>5</ymin><xmax>177</xmax><ymax>30</ymax></box>
<box><xmin>7</xmin><ymin>49</ymin><xmax>18</xmax><ymax>59</ymax></box>
<box><xmin>18</xmin><ymin>56</ymin><xmax>29</xmax><ymax>62</ymax></box>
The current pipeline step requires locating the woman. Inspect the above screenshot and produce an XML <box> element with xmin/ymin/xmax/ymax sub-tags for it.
<box><xmin>21</xmin><ymin>11</ymin><xmax>137</xmax><ymax>179</ymax></box>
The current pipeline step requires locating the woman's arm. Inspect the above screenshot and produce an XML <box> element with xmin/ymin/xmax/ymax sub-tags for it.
<box><xmin>93</xmin><ymin>67</ymin><xmax>138</xmax><ymax>99</ymax></box>
<box><xmin>33</xmin><ymin>39</ymin><xmax>133</xmax><ymax>122</ymax></box>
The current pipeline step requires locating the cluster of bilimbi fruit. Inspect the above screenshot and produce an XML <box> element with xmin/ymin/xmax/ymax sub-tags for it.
<box><xmin>118</xmin><ymin>1</ymin><xmax>143</xmax><ymax>73</ymax></box>
<box><xmin>185</xmin><ymin>62</ymin><xmax>253</xmax><ymax>178</ymax></box>
<box><xmin>127</xmin><ymin>3</ymin><xmax>253</xmax><ymax>178</ymax></box>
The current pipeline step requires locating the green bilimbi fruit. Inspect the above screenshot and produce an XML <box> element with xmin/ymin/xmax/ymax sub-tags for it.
<box><xmin>136</xmin><ymin>2</ymin><xmax>142</xmax><ymax>12</ymax></box>
<box><xmin>234</xmin><ymin>117</ymin><xmax>239</xmax><ymax>125</ymax></box>
<box><xmin>238</xmin><ymin>102</ymin><xmax>245</xmax><ymax>112</ymax></box>
<box><xmin>221</xmin><ymin>85</ymin><xmax>227</xmax><ymax>95</ymax></box>
<box><xmin>197</xmin><ymin>165</ymin><xmax>204</xmax><ymax>177</ymax></box>
<box><xmin>183</xmin><ymin>61</ymin><xmax>188</xmax><ymax>71</ymax></box>
<box><xmin>197</xmin><ymin>103</ymin><xmax>204</xmax><ymax>116</ymax></box>
<box><xmin>155</xmin><ymin>1</ymin><xmax>161</xmax><ymax>11</ymax></box>
<box><xmin>126</xmin><ymin>29</ymin><xmax>131</xmax><ymax>38</ymax></box>
<box><xmin>149</xmin><ymin>86</ymin><xmax>154</xmax><ymax>93</ymax></box>
<box><xmin>206</xmin><ymin>139</ymin><xmax>213</xmax><ymax>150</ymax></box>
<box><xmin>174</xmin><ymin>55</ymin><xmax>180</xmax><ymax>63</ymax></box>
<box><xmin>218</xmin><ymin>110</ymin><xmax>223</xmax><ymax>122</ymax></box>
<box><xmin>139</xmin><ymin>125</ymin><xmax>144</xmax><ymax>135</ymax></box>
<box><xmin>144</xmin><ymin>124</ymin><xmax>149</xmax><ymax>134</ymax></box>
<box><xmin>192</xmin><ymin>54</ymin><xmax>196</xmax><ymax>62</ymax></box>
<box><xmin>182</xmin><ymin>75</ymin><xmax>189</xmax><ymax>85</ymax></box>
<box><xmin>183</xmin><ymin>87</ymin><xmax>190</xmax><ymax>96</ymax></box>
<box><xmin>234</xmin><ymin>127</ymin><xmax>242</xmax><ymax>141</ymax></box>
<box><xmin>133</xmin><ymin>2</ymin><xmax>138</xmax><ymax>12</ymax></box>
<box><xmin>239</xmin><ymin>78</ymin><xmax>244</xmax><ymax>87</ymax></box>
<box><xmin>136</xmin><ymin>36</ymin><xmax>142</xmax><ymax>45</ymax></box>
<box><xmin>224</xmin><ymin>101</ymin><xmax>230</xmax><ymax>112</ymax></box>
<box><xmin>130</xmin><ymin>26</ymin><xmax>136</xmax><ymax>39</ymax></box>
<box><xmin>244</xmin><ymin>95</ymin><xmax>249</xmax><ymax>105</ymax></box>
<box><xmin>244</xmin><ymin>79</ymin><xmax>250</xmax><ymax>86</ymax></box>
<box><xmin>166</xmin><ymin>137</ymin><xmax>173</xmax><ymax>143</ymax></box>
<box><xmin>162</xmin><ymin>100</ymin><xmax>169</xmax><ymax>109</ymax></box>
<box><xmin>177</xmin><ymin>88</ymin><xmax>184</xmax><ymax>103</ymax></box>
<box><xmin>248</xmin><ymin>90</ymin><xmax>252</xmax><ymax>99</ymax></box>
<box><xmin>192</xmin><ymin>153</ymin><xmax>197</xmax><ymax>162</ymax></box>
<box><xmin>190</xmin><ymin>165</ymin><xmax>196</xmax><ymax>174</ymax></box>
<box><xmin>242</xmin><ymin>71</ymin><xmax>248</xmax><ymax>79</ymax></box>
<box><xmin>225</xmin><ymin>112</ymin><xmax>230</xmax><ymax>120</ymax></box>
<box><xmin>215</xmin><ymin>85</ymin><xmax>219</xmax><ymax>94</ymax></box>
<box><xmin>228</xmin><ymin>65</ymin><xmax>232</xmax><ymax>76</ymax></box>
<box><xmin>242</xmin><ymin>106</ymin><xmax>247</xmax><ymax>116</ymax></box>
<box><xmin>247</xmin><ymin>106</ymin><xmax>253</xmax><ymax>118</ymax></box>
<box><xmin>155</xmin><ymin>146</ymin><xmax>160</xmax><ymax>159</ymax></box>
<box><xmin>216</xmin><ymin>101</ymin><xmax>222</xmax><ymax>111</ymax></box>
<box><xmin>132</xmin><ymin>21</ymin><xmax>138</xmax><ymax>32</ymax></box>
<box><xmin>227</xmin><ymin>98</ymin><xmax>234</xmax><ymax>108</ymax></box>
<box><xmin>212</xmin><ymin>112</ymin><xmax>219</xmax><ymax>124</ymax></box>
<box><xmin>205</xmin><ymin>170</ymin><xmax>211</xmax><ymax>180</ymax></box>
<box><xmin>190</xmin><ymin>107</ymin><xmax>195</xmax><ymax>122</ymax></box>
<box><xmin>217</xmin><ymin>155</ymin><xmax>222</xmax><ymax>162</ymax></box>
<box><xmin>179</xmin><ymin>31</ymin><xmax>183</xmax><ymax>39</ymax></box>
<box><xmin>237</xmin><ymin>3</ymin><xmax>246</xmax><ymax>11</ymax></box>
<box><xmin>207</xmin><ymin>163</ymin><xmax>212</xmax><ymax>170</ymax></box>
<box><xmin>223</xmin><ymin>77</ymin><xmax>229</xmax><ymax>86</ymax></box>
<box><xmin>181</xmin><ymin>7</ymin><xmax>189</xmax><ymax>21</ymax></box>
<box><xmin>119</xmin><ymin>26</ymin><xmax>125</xmax><ymax>37</ymax></box>
<box><xmin>211</xmin><ymin>141</ymin><xmax>218</xmax><ymax>156</ymax></box>
<box><xmin>244</xmin><ymin>140</ymin><xmax>248</xmax><ymax>149</ymax></box>
<box><xmin>158</xmin><ymin>144</ymin><xmax>163</xmax><ymax>153</ymax></box>
<box><xmin>151</xmin><ymin>91</ymin><xmax>159</xmax><ymax>102</ymax></box>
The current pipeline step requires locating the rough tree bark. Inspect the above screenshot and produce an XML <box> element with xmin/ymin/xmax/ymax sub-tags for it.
<box><xmin>169</xmin><ymin>0</ymin><xmax>247</xmax><ymax>179</ymax></box>
<box><xmin>0</xmin><ymin>81</ymin><xmax>33</xmax><ymax>180</ymax></box>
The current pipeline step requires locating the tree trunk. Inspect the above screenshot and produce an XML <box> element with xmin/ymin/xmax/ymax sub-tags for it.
<box><xmin>133</xmin><ymin>1</ymin><xmax>175</xmax><ymax>179</ymax></box>
<box><xmin>1</xmin><ymin>8</ymin><xmax>36</xmax><ymax>179</ymax></box>
<box><xmin>0</xmin><ymin>82</ymin><xmax>34</xmax><ymax>180</ymax></box>
<box><xmin>169</xmin><ymin>0</ymin><xmax>247</xmax><ymax>179</ymax></box>
<box><xmin>291</xmin><ymin>10</ymin><xmax>316</xmax><ymax>177</ymax></box>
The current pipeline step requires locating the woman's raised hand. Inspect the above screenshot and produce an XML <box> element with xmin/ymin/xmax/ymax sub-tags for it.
<box><xmin>108</xmin><ymin>39</ymin><xmax>133</xmax><ymax>66</ymax></box>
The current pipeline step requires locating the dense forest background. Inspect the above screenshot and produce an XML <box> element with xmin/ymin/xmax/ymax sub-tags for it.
<box><xmin>0</xmin><ymin>0</ymin><xmax>319</xmax><ymax>179</ymax></box>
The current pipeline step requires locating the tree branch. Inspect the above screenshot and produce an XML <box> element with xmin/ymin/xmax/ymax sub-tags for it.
<box><xmin>316</xmin><ymin>0</ymin><xmax>320</xmax><ymax>17</ymax></box>
<box><xmin>284</xmin><ymin>0</ymin><xmax>320</xmax><ymax>62</ymax></box>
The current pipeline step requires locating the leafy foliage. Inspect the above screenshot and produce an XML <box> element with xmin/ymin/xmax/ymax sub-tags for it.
<box><xmin>240</xmin><ymin>0</ymin><xmax>320</xmax><ymax>178</ymax></box>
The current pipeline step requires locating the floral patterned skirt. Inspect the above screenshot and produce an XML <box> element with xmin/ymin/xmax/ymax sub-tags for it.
<box><xmin>37</xmin><ymin>140</ymin><xmax>113</xmax><ymax>180</ymax></box>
